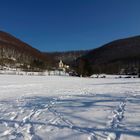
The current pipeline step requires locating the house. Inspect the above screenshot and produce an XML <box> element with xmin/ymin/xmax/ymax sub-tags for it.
<box><xmin>58</xmin><ymin>60</ymin><xmax>69</xmax><ymax>72</ymax></box>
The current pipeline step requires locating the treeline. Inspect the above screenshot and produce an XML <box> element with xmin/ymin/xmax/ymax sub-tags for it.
<box><xmin>73</xmin><ymin>36</ymin><xmax>140</xmax><ymax>76</ymax></box>
<box><xmin>43</xmin><ymin>50</ymin><xmax>89</xmax><ymax>68</ymax></box>
<box><xmin>0</xmin><ymin>32</ymin><xmax>47</xmax><ymax>71</ymax></box>
<box><xmin>1</xmin><ymin>30</ymin><xmax>140</xmax><ymax>76</ymax></box>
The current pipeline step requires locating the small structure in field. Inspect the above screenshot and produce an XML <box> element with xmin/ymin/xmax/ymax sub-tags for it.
<box><xmin>59</xmin><ymin>60</ymin><xmax>69</xmax><ymax>71</ymax></box>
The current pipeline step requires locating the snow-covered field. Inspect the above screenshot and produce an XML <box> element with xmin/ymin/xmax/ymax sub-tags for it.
<box><xmin>0</xmin><ymin>75</ymin><xmax>140</xmax><ymax>140</ymax></box>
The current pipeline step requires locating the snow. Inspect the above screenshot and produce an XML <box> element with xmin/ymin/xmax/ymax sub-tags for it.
<box><xmin>0</xmin><ymin>75</ymin><xmax>140</xmax><ymax>140</ymax></box>
<box><xmin>0</xmin><ymin>69</ymin><xmax>69</xmax><ymax>76</ymax></box>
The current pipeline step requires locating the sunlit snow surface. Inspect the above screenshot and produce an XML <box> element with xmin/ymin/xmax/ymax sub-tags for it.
<box><xmin>0</xmin><ymin>75</ymin><xmax>140</xmax><ymax>140</ymax></box>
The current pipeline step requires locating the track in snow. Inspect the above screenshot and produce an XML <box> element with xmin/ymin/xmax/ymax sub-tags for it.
<box><xmin>0</xmin><ymin>94</ymin><xmax>139</xmax><ymax>140</ymax></box>
<box><xmin>0</xmin><ymin>76</ymin><xmax>140</xmax><ymax>140</ymax></box>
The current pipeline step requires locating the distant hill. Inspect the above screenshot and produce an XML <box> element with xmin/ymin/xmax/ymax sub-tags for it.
<box><xmin>44</xmin><ymin>50</ymin><xmax>89</xmax><ymax>68</ymax></box>
<box><xmin>1</xmin><ymin>31</ymin><xmax>140</xmax><ymax>75</ymax></box>
<box><xmin>0</xmin><ymin>31</ymin><xmax>46</xmax><ymax>71</ymax></box>
<box><xmin>0</xmin><ymin>31</ymin><xmax>89</xmax><ymax>71</ymax></box>
<box><xmin>74</xmin><ymin>36</ymin><xmax>140</xmax><ymax>76</ymax></box>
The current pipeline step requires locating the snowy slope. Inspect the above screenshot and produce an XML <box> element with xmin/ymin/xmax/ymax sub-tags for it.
<box><xmin>0</xmin><ymin>75</ymin><xmax>140</xmax><ymax>140</ymax></box>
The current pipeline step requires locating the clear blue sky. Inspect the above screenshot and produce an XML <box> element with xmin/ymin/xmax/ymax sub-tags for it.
<box><xmin>0</xmin><ymin>0</ymin><xmax>140</xmax><ymax>52</ymax></box>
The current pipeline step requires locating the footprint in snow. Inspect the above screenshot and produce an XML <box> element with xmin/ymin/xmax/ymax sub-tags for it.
<box><xmin>30</xmin><ymin>135</ymin><xmax>42</xmax><ymax>140</ymax></box>
<box><xmin>107</xmin><ymin>133</ymin><xmax>116</xmax><ymax>140</ymax></box>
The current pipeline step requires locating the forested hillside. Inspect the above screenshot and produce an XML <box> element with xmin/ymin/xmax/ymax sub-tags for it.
<box><xmin>74</xmin><ymin>36</ymin><xmax>140</xmax><ymax>76</ymax></box>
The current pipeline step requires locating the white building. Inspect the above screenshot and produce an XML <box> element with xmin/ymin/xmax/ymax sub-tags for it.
<box><xmin>58</xmin><ymin>60</ymin><xmax>69</xmax><ymax>72</ymax></box>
